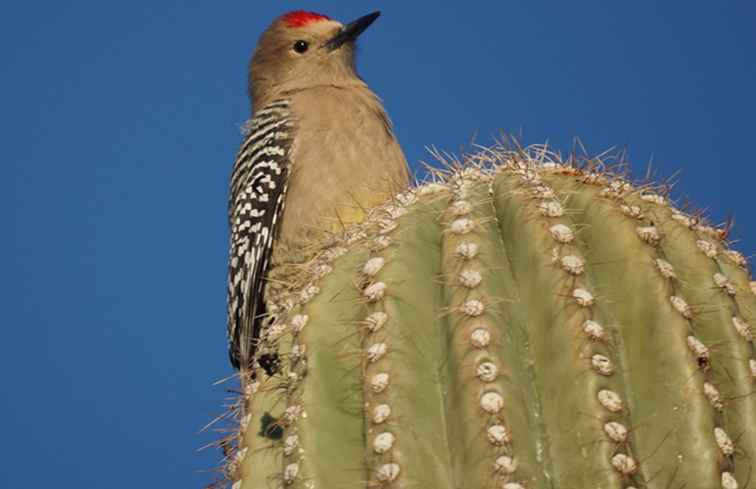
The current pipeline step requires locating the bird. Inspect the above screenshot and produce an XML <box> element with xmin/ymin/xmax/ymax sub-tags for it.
<box><xmin>227</xmin><ymin>10</ymin><xmax>409</xmax><ymax>373</ymax></box>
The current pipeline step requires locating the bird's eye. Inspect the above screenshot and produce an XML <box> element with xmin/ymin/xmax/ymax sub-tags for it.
<box><xmin>293</xmin><ymin>40</ymin><xmax>309</xmax><ymax>54</ymax></box>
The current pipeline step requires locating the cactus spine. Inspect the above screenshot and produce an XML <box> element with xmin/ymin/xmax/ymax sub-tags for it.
<box><xmin>219</xmin><ymin>147</ymin><xmax>755</xmax><ymax>489</ymax></box>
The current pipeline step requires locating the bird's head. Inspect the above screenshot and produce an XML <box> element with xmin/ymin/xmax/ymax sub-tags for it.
<box><xmin>248</xmin><ymin>10</ymin><xmax>381</xmax><ymax>111</ymax></box>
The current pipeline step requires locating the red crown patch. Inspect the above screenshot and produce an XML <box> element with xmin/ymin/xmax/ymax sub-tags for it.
<box><xmin>282</xmin><ymin>10</ymin><xmax>331</xmax><ymax>28</ymax></box>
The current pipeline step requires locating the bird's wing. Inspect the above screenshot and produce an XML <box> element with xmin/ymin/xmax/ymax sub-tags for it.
<box><xmin>227</xmin><ymin>100</ymin><xmax>294</xmax><ymax>370</ymax></box>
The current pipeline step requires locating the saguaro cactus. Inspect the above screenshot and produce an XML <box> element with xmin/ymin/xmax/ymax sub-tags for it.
<box><xmin>218</xmin><ymin>146</ymin><xmax>755</xmax><ymax>489</ymax></box>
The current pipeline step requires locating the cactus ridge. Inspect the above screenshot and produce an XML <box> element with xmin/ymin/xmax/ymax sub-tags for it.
<box><xmin>211</xmin><ymin>145</ymin><xmax>755</xmax><ymax>489</ymax></box>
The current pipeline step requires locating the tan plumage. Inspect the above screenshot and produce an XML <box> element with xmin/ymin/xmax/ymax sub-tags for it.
<box><xmin>227</xmin><ymin>10</ymin><xmax>409</xmax><ymax>372</ymax></box>
<box><xmin>282</xmin><ymin>83</ymin><xmax>408</xmax><ymax>242</ymax></box>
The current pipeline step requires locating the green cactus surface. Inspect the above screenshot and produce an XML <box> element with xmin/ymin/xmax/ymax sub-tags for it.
<box><xmin>218</xmin><ymin>146</ymin><xmax>756</xmax><ymax>489</ymax></box>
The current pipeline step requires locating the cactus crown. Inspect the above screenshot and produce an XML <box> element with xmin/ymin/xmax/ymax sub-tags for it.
<box><xmin>207</xmin><ymin>144</ymin><xmax>755</xmax><ymax>489</ymax></box>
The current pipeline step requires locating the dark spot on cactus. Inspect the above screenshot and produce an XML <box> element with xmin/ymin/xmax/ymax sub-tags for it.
<box><xmin>259</xmin><ymin>352</ymin><xmax>280</xmax><ymax>376</ymax></box>
<box><xmin>259</xmin><ymin>412</ymin><xmax>284</xmax><ymax>440</ymax></box>
<box><xmin>698</xmin><ymin>356</ymin><xmax>710</xmax><ymax>371</ymax></box>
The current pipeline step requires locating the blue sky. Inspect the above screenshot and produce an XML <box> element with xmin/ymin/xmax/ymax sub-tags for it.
<box><xmin>2</xmin><ymin>2</ymin><xmax>754</xmax><ymax>487</ymax></box>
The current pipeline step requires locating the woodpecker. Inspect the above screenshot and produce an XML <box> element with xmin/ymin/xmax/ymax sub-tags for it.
<box><xmin>227</xmin><ymin>10</ymin><xmax>409</xmax><ymax>372</ymax></box>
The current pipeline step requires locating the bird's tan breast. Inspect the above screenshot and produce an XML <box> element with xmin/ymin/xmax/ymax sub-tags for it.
<box><xmin>279</xmin><ymin>86</ymin><xmax>409</xmax><ymax>244</ymax></box>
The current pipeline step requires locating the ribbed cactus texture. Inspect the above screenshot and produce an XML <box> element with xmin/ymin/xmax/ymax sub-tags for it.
<box><xmin>220</xmin><ymin>147</ymin><xmax>755</xmax><ymax>489</ymax></box>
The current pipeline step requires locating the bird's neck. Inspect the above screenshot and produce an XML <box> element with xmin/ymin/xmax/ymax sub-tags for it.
<box><xmin>252</xmin><ymin>78</ymin><xmax>370</xmax><ymax>114</ymax></box>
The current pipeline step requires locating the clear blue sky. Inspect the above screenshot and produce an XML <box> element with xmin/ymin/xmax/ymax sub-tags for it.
<box><xmin>2</xmin><ymin>2</ymin><xmax>754</xmax><ymax>487</ymax></box>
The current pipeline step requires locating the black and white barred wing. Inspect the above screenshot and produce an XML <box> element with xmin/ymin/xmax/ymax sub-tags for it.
<box><xmin>227</xmin><ymin>100</ymin><xmax>293</xmax><ymax>370</ymax></box>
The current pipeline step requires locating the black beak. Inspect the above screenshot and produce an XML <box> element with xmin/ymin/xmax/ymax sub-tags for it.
<box><xmin>322</xmin><ymin>11</ymin><xmax>380</xmax><ymax>51</ymax></box>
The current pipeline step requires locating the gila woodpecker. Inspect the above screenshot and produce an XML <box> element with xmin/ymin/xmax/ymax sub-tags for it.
<box><xmin>227</xmin><ymin>10</ymin><xmax>409</xmax><ymax>372</ymax></box>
